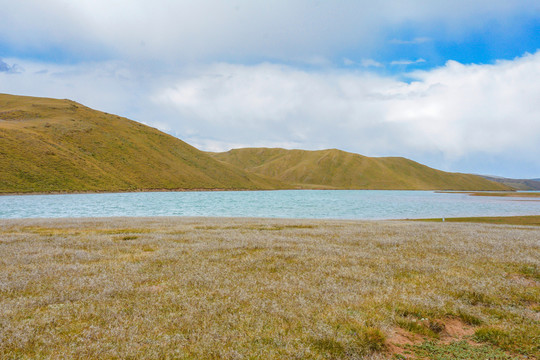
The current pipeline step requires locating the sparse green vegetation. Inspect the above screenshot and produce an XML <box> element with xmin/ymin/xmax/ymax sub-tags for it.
<box><xmin>474</xmin><ymin>326</ymin><xmax>540</xmax><ymax>355</ymax></box>
<box><xmin>0</xmin><ymin>217</ymin><xmax>538</xmax><ymax>359</ymax></box>
<box><xmin>455</xmin><ymin>309</ymin><xmax>483</xmax><ymax>326</ymax></box>
<box><xmin>409</xmin><ymin>340</ymin><xmax>519</xmax><ymax>359</ymax></box>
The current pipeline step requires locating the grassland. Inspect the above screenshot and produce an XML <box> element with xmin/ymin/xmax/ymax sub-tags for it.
<box><xmin>1</xmin><ymin>217</ymin><xmax>538</xmax><ymax>359</ymax></box>
<box><xmin>416</xmin><ymin>215</ymin><xmax>540</xmax><ymax>226</ymax></box>
<box><xmin>210</xmin><ymin>148</ymin><xmax>512</xmax><ymax>191</ymax></box>
<box><xmin>0</xmin><ymin>93</ymin><xmax>284</xmax><ymax>193</ymax></box>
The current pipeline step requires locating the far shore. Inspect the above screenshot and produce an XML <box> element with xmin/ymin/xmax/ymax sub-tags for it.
<box><xmin>0</xmin><ymin>188</ymin><xmax>521</xmax><ymax>196</ymax></box>
<box><xmin>413</xmin><ymin>214</ymin><xmax>540</xmax><ymax>226</ymax></box>
<box><xmin>437</xmin><ymin>191</ymin><xmax>540</xmax><ymax>198</ymax></box>
<box><xmin>0</xmin><ymin>188</ymin><xmax>264</xmax><ymax>196</ymax></box>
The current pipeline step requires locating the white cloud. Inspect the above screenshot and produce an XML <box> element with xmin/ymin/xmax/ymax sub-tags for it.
<box><xmin>343</xmin><ymin>58</ymin><xmax>384</xmax><ymax>68</ymax></box>
<box><xmin>390</xmin><ymin>37</ymin><xmax>432</xmax><ymax>45</ymax></box>
<box><xmin>360</xmin><ymin>59</ymin><xmax>385</xmax><ymax>68</ymax></box>
<box><xmin>390</xmin><ymin>58</ymin><xmax>426</xmax><ymax>66</ymax></box>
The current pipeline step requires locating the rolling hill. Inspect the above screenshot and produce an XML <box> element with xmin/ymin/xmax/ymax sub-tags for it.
<box><xmin>1</xmin><ymin>93</ymin><xmax>512</xmax><ymax>193</ymax></box>
<box><xmin>210</xmin><ymin>148</ymin><xmax>512</xmax><ymax>190</ymax></box>
<box><xmin>0</xmin><ymin>93</ymin><xmax>284</xmax><ymax>193</ymax></box>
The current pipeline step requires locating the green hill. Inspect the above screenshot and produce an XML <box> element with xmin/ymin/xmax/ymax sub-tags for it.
<box><xmin>210</xmin><ymin>148</ymin><xmax>512</xmax><ymax>190</ymax></box>
<box><xmin>0</xmin><ymin>94</ymin><xmax>284</xmax><ymax>193</ymax></box>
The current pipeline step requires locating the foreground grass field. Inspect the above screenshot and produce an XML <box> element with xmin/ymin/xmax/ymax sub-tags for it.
<box><xmin>0</xmin><ymin>217</ymin><xmax>538</xmax><ymax>359</ymax></box>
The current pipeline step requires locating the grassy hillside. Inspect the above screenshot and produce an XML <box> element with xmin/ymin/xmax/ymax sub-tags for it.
<box><xmin>0</xmin><ymin>94</ymin><xmax>284</xmax><ymax>193</ymax></box>
<box><xmin>211</xmin><ymin>148</ymin><xmax>512</xmax><ymax>190</ymax></box>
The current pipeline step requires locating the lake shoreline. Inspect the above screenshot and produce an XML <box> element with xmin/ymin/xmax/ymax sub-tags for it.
<box><xmin>437</xmin><ymin>191</ymin><xmax>540</xmax><ymax>198</ymax></box>
<box><xmin>1</xmin><ymin>188</ymin><xmax>521</xmax><ymax>197</ymax></box>
<box><xmin>412</xmin><ymin>214</ymin><xmax>540</xmax><ymax>226</ymax></box>
<box><xmin>2</xmin><ymin>214</ymin><xmax>540</xmax><ymax>226</ymax></box>
<box><xmin>0</xmin><ymin>188</ymin><xmax>261</xmax><ymax>196</ymax></box>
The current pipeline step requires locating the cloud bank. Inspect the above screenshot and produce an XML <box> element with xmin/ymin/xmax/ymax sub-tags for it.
<box><xmin>1</xmin><ymin>0</ymin><xmax>539</xmax><ymax>63</ymax></box>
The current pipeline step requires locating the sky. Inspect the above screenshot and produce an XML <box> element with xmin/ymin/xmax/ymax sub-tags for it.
<box><xmin>1</xmin><ymin>0</ymin><xmax>540</xmax><ymax>178</ymax></box>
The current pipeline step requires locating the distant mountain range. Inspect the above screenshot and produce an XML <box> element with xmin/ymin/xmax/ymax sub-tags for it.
<box><xmin>0</xmin><ymin>93</ymin><xmax>513</xmax><ymax>193</ymax></box>
<box><xmin>480</xmin><ymin>176</ymin><xmax>540</xmax><ymax>190</ymax></box>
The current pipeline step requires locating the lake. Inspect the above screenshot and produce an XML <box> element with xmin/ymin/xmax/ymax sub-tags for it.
<box><xmin>1</xmin><ymin>190</ymin><xmax>539</xmax><ymax>219</ymax></box>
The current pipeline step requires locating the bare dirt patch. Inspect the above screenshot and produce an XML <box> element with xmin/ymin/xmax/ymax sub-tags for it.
<box><xmin>387</xmin><ymin>318</ymin><xmax>480</xmax><ymax>357</ymax></box>
<box><xmin>387</xmin><ymin>327</ymin><xmax>425</xmax><ymax>356</ymax></box>
<box><xmin>440</xmin><ymin>318</ymin><xmax>476</xmax><ymax>344</ymax></box>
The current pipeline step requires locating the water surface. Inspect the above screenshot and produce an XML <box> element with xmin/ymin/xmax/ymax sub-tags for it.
<box><xmin>1</xmin><ymin>190</ymin><xmax>539</xmax><ymax>219</ymax></box>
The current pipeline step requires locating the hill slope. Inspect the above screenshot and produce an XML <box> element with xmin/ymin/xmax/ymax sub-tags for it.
<box><xmin>210</xmin><ymin>148</ymin><xmax>512</xmax><ymax>190</ymax></box>
<box><xmin>0</xmin><ymin>94</ymin><xmax>284</xmax><ymax>193</ymax></box>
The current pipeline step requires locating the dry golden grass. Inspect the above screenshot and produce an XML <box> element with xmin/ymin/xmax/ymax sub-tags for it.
<box><xmin>0</xmin><ymin>93</ymin><xmax>285</xmax><ymax>193</ymax></box>
<box><xmin>416</xmin><ymin>215</ymin><xmax>540</xmax><ymax>226</ymax></box>
<box><xmin>210</xmin><ymin>148</ymin><xmax>512</xmax><ymax>190</ymax></box>
<box><xmin>0</xmin><ymin>217</ymin><xmax>538</xmax><ymax>359</ymax></box>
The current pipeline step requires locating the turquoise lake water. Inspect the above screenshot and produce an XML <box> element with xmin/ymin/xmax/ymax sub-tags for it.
<box><xmin>1</xmin><ymin>190</ymin><xmax>539</xmax><ymax>219</ymax></box>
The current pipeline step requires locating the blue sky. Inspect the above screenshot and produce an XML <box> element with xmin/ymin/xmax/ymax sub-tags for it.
<box><xmin>1</xmin><ymin>0</ymin><xmax>540</xmax><ymax>178</ymax></box>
